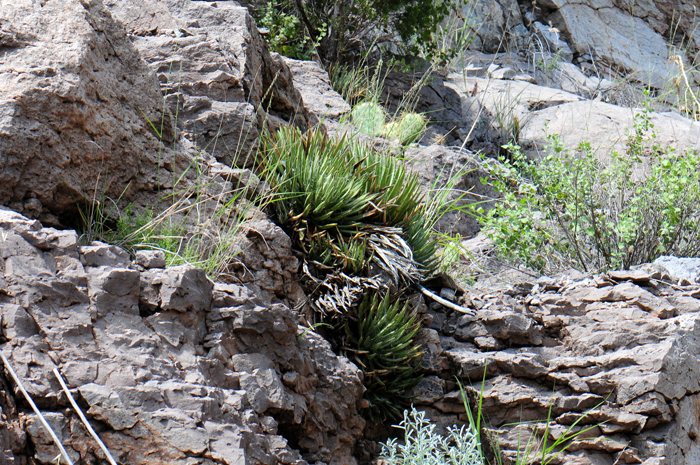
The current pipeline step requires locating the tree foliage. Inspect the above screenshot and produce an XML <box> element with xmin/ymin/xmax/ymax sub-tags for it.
<box><xmin>256</xmin><ymin>0</ymin><xmax>451</xmax><ymax>62</ymax></box>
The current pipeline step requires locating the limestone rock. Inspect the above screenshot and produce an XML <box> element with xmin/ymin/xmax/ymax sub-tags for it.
<box><xmin>0</xmin><ymin>210</ymin><xmax>364</xmax><ymax>465</ymax></box>
<box><xmin>448</xmin><ymin>71</ymin><xmax>700</xmax><ymax>161</ymax></box>
<box><xmin>226</xmin><ymin>217</ymin><xmax>304</xmax><ymax>306</ymax></box>
<box><xmin>0</xmin><ymin>0</ymin><xmax>177</xmax><ymax>225</ymax></box>
<box><xmin>134</xmin><ymin>250</ymin><xmax>166</xmax><ymax>270</ymax></box>
<box><xmin>653</xmin><ymin>256</ymin><xmax>700</xmax><ymax>285</ymax></box>
<box><xmin>105</xmin><ymin>0</ymin><xmax>314</xmax><ymax>168</ymax></box>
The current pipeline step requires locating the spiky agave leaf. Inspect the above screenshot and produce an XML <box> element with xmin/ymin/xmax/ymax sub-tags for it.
<box><xmin>260</xmin><ymin>127</ymin><xmax>373</xmax><ymax>245</ymax></box>
<box><xmin>354</xmin><ymin>147</ymin><xmax>424</xmax><ymax>227</ymax></box>
<box><xmin>404</xmin><ymin>216</ymin><xmax>439</xmax><ymax>275</ymax></box>
<box><xmin>344</xmin><ymin>292</ymin><xmax>423</xmax><ymax>422</ymax></box>
<box><xmin>350</xmin><ymin>146</ymin><xmax>438</xmax><ymax>275</ymax></box>
<box><xmin>261</xmin><ymin>126</ymin><xmax>440</xmax><ymax>280</ymax></box>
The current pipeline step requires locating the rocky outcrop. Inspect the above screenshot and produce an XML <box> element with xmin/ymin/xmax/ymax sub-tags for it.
<box><xmin>404</xmin><ymin>145</ymin><xmax>496</xmax><ymax>239</ymax></box>
<box><xmin>105</xmin><ymin>0</ymin><xmax>314</xmax><ymax>168</ymax></box>
<box><xmin>444</xmin><ymin>56</ymin><xmax>700</xmax><ymax>158</ymax></box>
<box><xmin>462</xmin><ymin>0</ymin><xmax>697</xmax><ymax>89</ymax></box>
<box><xmin>0</xmin><ymin>0</ymin><xmax>315</xmax><ymax>228</ymax></box>
<box><xmin>414</xmin><ymin>265</ymin><xmax>700</xmax><ymax>464</ymax></box>
<box><xmin>467</xmin><ymin>0</ymin><xmax>527</xmax><ymax>54</ymax></box>
<box><xmin>538</xmin><ymin>0</ymin><xmax>693</xmax><ymax>88</ymax></box>
<box><xmin>0</xmin><ymin>207</ymin><xmax>365</xmax><ymax>465</ymax></box>
<box><xmin>0</xmin><ymin>0</ymin><xmax>181</xmax><ymax>226</ymax></box>
<box><xmin>283</xmin><ymin>58</ymin><xmax>351</xmax><ymax>123</ymax></box>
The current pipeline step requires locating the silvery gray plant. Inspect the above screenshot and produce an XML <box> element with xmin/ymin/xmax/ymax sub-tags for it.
<box><xmin>381</xmin><ymin>408</ymin><xmax>483</xmax><ymax>465</ymax></box>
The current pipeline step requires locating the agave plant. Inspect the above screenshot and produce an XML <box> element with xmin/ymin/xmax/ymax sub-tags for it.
<box><xmin>344</xmin><ymin>292</ymin><xmax>423</xmax><ymax>421</ymax></box>
<box><xmin>259</xmin><ymin>126</ymin><xmax>438</xmax><ymax>282</ymax></box>
<box><xmin>259</xmin><ymin>126</ymin><xmax>439</xmax><ymax>421</ymax></box>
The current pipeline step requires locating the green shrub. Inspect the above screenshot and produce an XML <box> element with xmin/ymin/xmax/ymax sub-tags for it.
<box><xmin>477</xmin><ymin>96</ymin><xmax>700</xmax><ymax>273</ymax></box>
<box><xmin>351</xmin><ymin>101</ymin><xmax>386</xmax><ymax>137</ymax></box>
<box><xmin>256</xmin><ymin>2</ymin><xmax>325</xmax><ymax>60</ymax></box>
<box><xmin>383</xmin><ymin>112</ymin><xmax>427</xmax><ymax>145</ymax></box>
<box><xmin>269</xmin><ymin>0</ymin><xmax>451</xmax><ymax>62</ymax></box>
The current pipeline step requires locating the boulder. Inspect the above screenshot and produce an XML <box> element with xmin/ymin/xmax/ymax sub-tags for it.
<box><xmin>519</xmin><ymin>99</ymin><xmax>700</xmax><ymax>159</ymax></box>
<box><xmin>104</xmin><ymin>0</ymin><xmax>315</xmax><ymax>167</ymax></box>
<box><xmin>0</xmin><ymin>209</ymin><xmax>365</xmax><ymax>465</ymax></box>
<box><xmin>547</xmin><ymin>1</ymin><xmax>673</xmax><ymax>88</ymax></box>
<box><xmin>0</xmin><ymin>0</ymin><xmax>179</xmax><ymax>226</ymax></box>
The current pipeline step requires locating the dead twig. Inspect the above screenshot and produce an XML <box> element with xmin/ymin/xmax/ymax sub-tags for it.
<box><xmin>0</xmin><ymin>351</ymin><xmax>74</xmax><ymax>465</ymax></box>
<box><xmin>53</xmin><ymin>368</ymin><xmax>119</xmax><ymax>465</ymax></box>
<box><xmin>416</xmin><ymin>284</ymin><xmax>476</xmax><ymax>315</ymax></box>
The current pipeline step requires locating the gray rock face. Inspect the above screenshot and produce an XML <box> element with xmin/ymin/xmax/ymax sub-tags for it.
<box><xmin>227</xmin><ymin>217</ymin><xmax>305</xmax><ymax>306</ymax></box>
<box><xmin>404</xmin><ymin>145</ymin><xmax>496</xmax><ymax>238</ymax></box>
<box><xmin>0</xmin><ymin>0</ymin><xmax>176</xmax><ymax>225</ymax></box>
<box><xmin>461</xmin><ymin>0</ymin><xmax>696</xmax><ymax>90</ymax></box>
<box><xmin>0</xmin><ymin>208</ymin><xmax>364</xmax><ymax>465</ymax></box>
<box><xmin>105</xmin><ymin>0</ymin><xmax>314</xmax><ymax>168</ymax></box>
<box><xmin>530</xmin><ymin>0</ymin><xmax>700</xmax><ymax>89</ymax></box>
<box><xmin>283</xmin><ymin>57</ymin><xmax>351</xmax><ymax>122</ymax></box>
<box><xmin>447</xmin><ymin>69</ymin><xmax>700</xmax><ymax>160</ymax></box>
<box><xmin>547</xmin><ymin>1</ymin><xmax>673</xmax><ymax>88</ymax></box>
<box><xmin>420</xmin><ymin>267</ymin><xmax>700</xmax><ymax>464</ymax></box>
<box><xmin>0</xmin><ymin>0</ymin><xmax>316</xmax><ymax>230</ymax></box>
<box><xmin>466</xmin><ymin>0</ymin><xmax>524</xmax><ymax>53</ymax></box>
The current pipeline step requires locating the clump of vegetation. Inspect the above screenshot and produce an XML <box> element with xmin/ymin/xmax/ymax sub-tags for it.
<box><xmin>257</xmin><ymin>0</ymin><xmax>450</xmax><ymax>62</ymax></box>
<box><xmin>78</xmin><ymin>182</ymin><xmax>255</xmax><ymax>279</ymax></box>
<box><xmin>259</xmin><ymin>126</ymin><xmax>438</xmax><ymax>278</ymax></box>
<box><xmin>344</xmin><ymin>294</ymin><xmax>423</xmax><ymax>422</ymax></box>
<box><xmin>352</xmin><ymin>101</ymin><xmax>386</xmax><ymax>137</ymax></box>
<box><xmin>381</xmin><ymin>407</ymin><xmax>482</xmax><ymax>465</ymax></box>
<box><xmin>476</xmin><ymin>95</ymin><xmax>700</xmax><ymax>273</ymax></box>
<box><xmin>381</xmin><ymin>374</ymin><xmax>607</xmax><ymax>465</ymax></box>
<box><xmin>329</xmin><ymin>62</ymin><xmax>370</xmax><ymax>107</ymax></box>
<box><xmin>110</xmin><ymin>205</ymin><xmax>193</xmax><ymax>265</ymax></box>
<box><xmin>259</xmin><ymin>126</ymin><xmax>446</xmax><ymax>420</ymax></box>
<box><xmin>256</xmin><ymin>1</ymin><xmax>326</xmax><ymax>60</ymax></box>
<box><xmin>383</xmin><ymin>112</ymin><xmax>427</xmax><ymax>145</ymax></box>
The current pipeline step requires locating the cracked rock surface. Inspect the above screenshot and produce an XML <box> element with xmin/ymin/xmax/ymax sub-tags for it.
<box><xmin>0</xmin><ymin>207</ymin><xmax>364</xmax><ymax>465</ymax></box>
<box><xmin>104</xmin><ymin>0</ymin><xmax>314</xmax><ymax>168</ymax></box>
<box><xmin>416</xmin><ymin>267</ymin><xmax>700</xmax><ymax>464</ymax></box>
